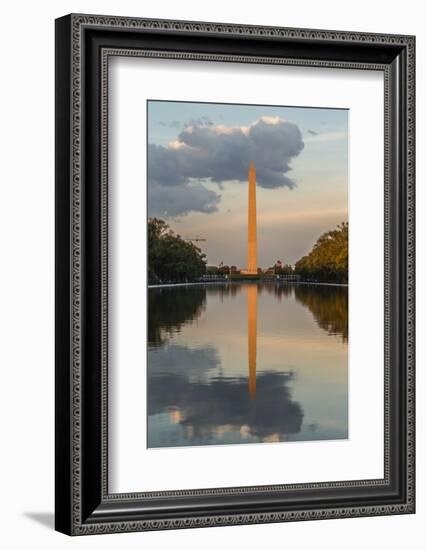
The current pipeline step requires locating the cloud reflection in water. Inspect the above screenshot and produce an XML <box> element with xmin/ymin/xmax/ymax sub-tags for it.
<box><xmin>148</xmin><ymin>369</ymin><xmax>303</xmax><ymax>447</ymax></box>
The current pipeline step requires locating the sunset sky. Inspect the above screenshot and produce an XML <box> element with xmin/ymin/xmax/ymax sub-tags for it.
<box><xmin>147</xmin><ymin>100</ymin><xmax>348</xmax><ymax>268</ymax></box>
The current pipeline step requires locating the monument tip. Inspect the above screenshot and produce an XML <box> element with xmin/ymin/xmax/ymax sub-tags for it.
<box><xmin>249</xmin><ymin>160</ymin><xmax>255</xmax><ymax>173</ymax></box>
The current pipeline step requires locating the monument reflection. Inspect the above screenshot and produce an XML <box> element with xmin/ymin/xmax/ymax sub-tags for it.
<box><xmin>247</xmin><ymin>284</ymin><xmax>258</xmax><ymax>399</ymax></box>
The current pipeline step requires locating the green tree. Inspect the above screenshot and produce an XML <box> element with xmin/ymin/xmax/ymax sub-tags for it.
<box><xmin>294</xmin><ymin>222</ymin><xmax>348</xmax><ymax>283</ymax></box>
<box><xmin>148</xmin><ymin>218</ymin><xmax>207</xmax><ymax>284</ymax></box>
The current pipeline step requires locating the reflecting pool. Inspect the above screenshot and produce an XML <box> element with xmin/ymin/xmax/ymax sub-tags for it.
<box><xmin>147</xmin><ymin>283</ymin><xmax>348</xmax><ymax>448</ymax></box>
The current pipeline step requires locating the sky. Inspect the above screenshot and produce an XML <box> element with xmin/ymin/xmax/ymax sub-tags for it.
<box><xmin>147</xmin><ymin>100</ymin><xmax>348</xmax><ymax>268</ymax></box>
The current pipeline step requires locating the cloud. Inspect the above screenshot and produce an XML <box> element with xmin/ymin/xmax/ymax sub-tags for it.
<box><xmin>148</xmin><ymin>116</ymin><xmax>304</xmax><ymax>217</ymax></box>
<box><xmin>148</xmin><ymin>179</ymin><xmax>220</xmax><ymax>217</ymax></box>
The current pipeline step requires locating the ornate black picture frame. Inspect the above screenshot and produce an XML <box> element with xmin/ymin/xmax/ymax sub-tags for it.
<box><xmin>55</xmin><ymin>13</ymin><xmax>415</xmax><ymax>535</ymax></box>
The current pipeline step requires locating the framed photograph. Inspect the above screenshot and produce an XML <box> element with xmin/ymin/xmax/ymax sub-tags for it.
<box><xmin>55</xmin><ymin>14</ymin><xmax>415</xmax><ymax>535</ymax></box>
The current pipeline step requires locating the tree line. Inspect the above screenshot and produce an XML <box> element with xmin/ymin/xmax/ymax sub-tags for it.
<box><xmin>294</xmin><ymin>222</ymin><xmax>348</xmax><ymax>283</ymax></box>
<box><xmin>148</xmin><ymin>218</ymin><xmax>207</xmax><ymax>284</ymax></box>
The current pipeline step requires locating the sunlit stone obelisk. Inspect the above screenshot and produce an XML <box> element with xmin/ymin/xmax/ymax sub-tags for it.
<box><xmin>247</xmin><ymin>160</ymin><xmax>258</xmax><ymax>275</ymax></box>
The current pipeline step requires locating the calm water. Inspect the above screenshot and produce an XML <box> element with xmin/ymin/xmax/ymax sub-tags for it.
<box><xmin>147</xmin><ymin>282</ymin><xmax>348</xmax><ymax>448</ymax></box>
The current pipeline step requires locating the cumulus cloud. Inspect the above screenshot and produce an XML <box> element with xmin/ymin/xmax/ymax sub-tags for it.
<box><xmin>148</xmin><ymin>116</ymin><xmax>304</xmax><ymax>217</ymax></box>
<box><xmin>148</xmin><ymin>178</ymin><xmax>220</xmax><ymax>217</ymax></box>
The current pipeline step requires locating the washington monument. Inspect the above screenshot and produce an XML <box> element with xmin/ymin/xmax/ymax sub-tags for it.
<box><xmin>246</xmin><ymin>160</ymin><xmax>257</xmax><ymax>275</ymax></box>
